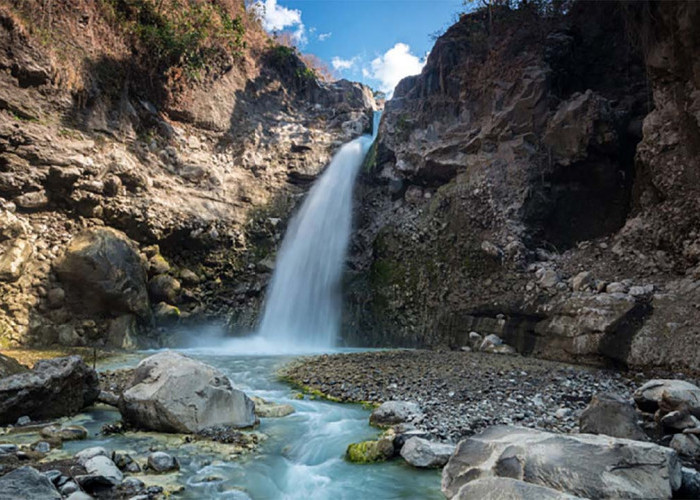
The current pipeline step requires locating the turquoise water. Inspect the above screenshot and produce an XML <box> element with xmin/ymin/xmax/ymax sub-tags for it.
<box><xmin>58</xmin><ymin>351</ymin><xmax>442</xmax><ymax>499</ymax></box>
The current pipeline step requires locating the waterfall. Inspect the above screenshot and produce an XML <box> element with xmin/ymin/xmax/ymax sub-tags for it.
<box><xmin>257</xmin><ymin>112</ymin><xmax>380</xmax><ymax>350</ymax></box>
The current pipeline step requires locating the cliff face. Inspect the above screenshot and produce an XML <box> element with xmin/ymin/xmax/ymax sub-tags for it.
<box><xmin>348</xmin><ymin>1</ymin><xmax>700</xmax><ymax>372</ymax></box>
<box><xmin>0</xmin><ymin>1</ymin><xmax>374</xmax><ymax>348</ymax></box>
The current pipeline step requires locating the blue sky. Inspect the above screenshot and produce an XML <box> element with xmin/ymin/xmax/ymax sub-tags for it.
<box><xmin>249</xmin><ymin>0</ymin><xmax>466</xmax><ymax>95</ymax></box>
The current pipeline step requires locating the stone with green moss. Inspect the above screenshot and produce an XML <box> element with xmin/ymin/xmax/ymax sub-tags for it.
<box><xmin>346</xmin><ymin>434</ymin><xmax>395</xmax><ymax>464</ymax></box>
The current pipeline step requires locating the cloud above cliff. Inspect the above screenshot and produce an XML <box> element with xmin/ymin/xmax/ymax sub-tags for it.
<box><xmin>332</xmin><ymin>56</ymin><xmax>357</xmax><ymax>71</ymax></box>
<box><xmin>365</xmin><ymin>43</ymin><xmax>425</xmax><ymax>96</ymax></box>
<box><xmin>251</xmin><ymin>0</ymin><xmax>307</xmax><ymax>45</ymax></box>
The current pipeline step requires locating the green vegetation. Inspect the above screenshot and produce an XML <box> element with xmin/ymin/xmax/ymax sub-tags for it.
<box><xmin>101</xmin><ymin>0</ymin><xmax>246</xmax><ymax>77</ymax></box>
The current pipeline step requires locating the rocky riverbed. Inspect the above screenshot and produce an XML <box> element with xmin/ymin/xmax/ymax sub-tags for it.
<box><xmin>281</xmin><ymin>349</ymin><xmax>664</xmax><ymax>443</ymax></box>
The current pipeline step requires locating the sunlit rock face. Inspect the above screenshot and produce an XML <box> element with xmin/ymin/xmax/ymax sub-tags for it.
<box><xmin>348</xmin><ymin>2</ymin><xmax>700</xmax><ymax>372</ymax></box>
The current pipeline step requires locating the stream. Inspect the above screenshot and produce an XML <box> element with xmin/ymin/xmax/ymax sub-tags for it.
<box><xmin>41</xmin><ymin>350</ymin><xmax>443</xmax><ymax>499</ymax></box>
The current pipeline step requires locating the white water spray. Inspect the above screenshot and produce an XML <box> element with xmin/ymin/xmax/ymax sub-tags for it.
<box><xmin>255</xmin><ymin>113</ymin><xmax>380</xmax><ymax>351</ymax></box>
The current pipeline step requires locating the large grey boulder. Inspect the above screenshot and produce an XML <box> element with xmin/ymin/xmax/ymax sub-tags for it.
<box><xmin>55</xmin><ymin>227</ymin><xmax>149</xmax><ymax>319</ymax></box>
<box><xmin>369</xmin><ymin>401</ymin><xmax>422</xmax><ymax>427</ymax></box>
<box><xmin>119</xmin><ymin>351</ymin><xmax>255</xmax><ymax>433</ymax></box>
<box><xmin>441</xmin><ymin>425</ymin><xmax>681</xmax><ymax>499</ymax></box>
<box><xmin>400</xmin><ymin>437</ymin><xmax>455</xmax><ymax>468</ymax></box>
<box><xmin>0</xmin><ymin>356</ymin><xmax>99</xmax><ymax>425</ymax></box>
<box><xmin>633</xmin><ymin>380</ymin><xmax>700</xmax><ymax>416</ymax></box>
<box><xmin>579</xmin><ymin>392</ymin><xmax>647</xmax><ymax>440</ymax></box>
<box><xmin>0</xmin><ymin>466</ymin><xmax>61</xmax><ymax>500</ymax></box>
<box><xmin>454</xmin><ymin>477</ymin><xmax>582</xmax><ymax>499</ymax></box>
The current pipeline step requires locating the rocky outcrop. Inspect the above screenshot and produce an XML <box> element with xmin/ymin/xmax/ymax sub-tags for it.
<box><xmin>0</xmin><ymin>353</ymin><xmax>26</xmax><ymax>377</ymax></box>
<box><xmin>441</xmin><ymin>425</ymin><xmax>681</xmax><ymax>499</ymax></box>
<box><xmin>56</xmin><ymin>228</ymin><xmax>150</xmax><ymax>320</ymax></box>
<box><xmin>0</xmin><ymin>2</ymin><xmax>375</xmax><ymax>348</ymax></box>
<box><xmin>119</xmin><ymin>351</ymin><xmax>255</xmax><ymax>433</ymax></box>
<box><xmin>347</xmin><ymin>1</ymin><xmax>700</xmax><ymax>372</ymax></box>
<box><xmin>0</xmin><ymin>355</ymin><xmax>99</xmax><ymax>424</ymax></box>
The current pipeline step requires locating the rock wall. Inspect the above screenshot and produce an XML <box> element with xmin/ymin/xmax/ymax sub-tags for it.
<box><xmin>0</xmin><ymin>2</ymin><xmax>375</xmax><ymax>348</ymax></box>
<box><xmin>347</xmin><ymin>1</ymin><xmax>700</xmax><ymax>372</ymax></box>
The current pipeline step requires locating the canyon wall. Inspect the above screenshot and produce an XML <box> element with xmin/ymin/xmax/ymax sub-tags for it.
<box><xmin>0</xmin><ymin>0</ymin><xmax>374</xmax><ymax>348</ymax></box>
<box><xmin>347</xmin><ymin>1</ymin><xmax>700</xmax><ymax>372</ymax></box>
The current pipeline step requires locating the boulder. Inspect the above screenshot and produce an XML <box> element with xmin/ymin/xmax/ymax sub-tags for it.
<box><xmin>75</xmin><ymin>447</ymin><xmax>109</xmax><ymax>466</ymax></box>
<box><xmin>579</xmin><ymin>392</ymin><xmax>647</xmax><ymax>440</ymax></box>
<box><xmin>77</xmin><ymin>455</ymin><xmax>123</xmax><ymax>489</ymax></box>
<box><xmin>0</xmin><ymin>356</ymin><xmax>99</xmax><ymax>425</ymax></box>
<box><xmin>250</xmin><ymin>396</ymin><xmax>295</xmax><ymax>418</ymax></box>
<box><xmin>441</xmin><ymin>425</ymin><xmax>681</xmax><ymax>499</ymax></box>
<box><xmin>147</xmin><ymin>451</ymin><xmax>179</xmax><ymax>473</ymax></box>
<box><xmin>346</xmin><ymin>434</ymin><xmax>395</xmax><ymax>463</ymax></box>
<box><xmin>454</xmin><ymin>477</ymin><xmax>582</xmax><ymax>499</ymax></box>
<box><xmin>148</xmin><ymin>274</ymin><xmax>181</xmax><ymax>304</ymax></box>
<box><xmin>0</xmin><ymin>353</ymin><xmax>27</xmax><ymax>378</ymax></box>
<box><xmin>55</xmin><ymin>228</ymin><xmax>149</xmax><ymax>319</ymax></box>
<box><xmin>400</xmin><ymin>437</ymin><xmax>455</xmax><ymax>468</ymax></box>
<box><xmin>670</xmin><ymin>434</ymin><xmax>700</xmax><ymax>459</ymax></box>
<box><xmin>0</xmin><ymin>466</ymin><xmax>61</xmax><ymax>500</ymax></box>
<box><xmin>369</xmin><ymin>401</ymin><xmax>422</xmax><ymax>427</ymax></box>
<box><xmin>153</xmin><ymin>302</ymin><xmax>180</xmax><ymax>325</ymax></box>
<box><xmin>634</xmin><ymin>380</ymin><xmax>700</xmax><ymax>416</ymax></box>
<box><xmin>119</xmin><ymin>351</ymin><xmax>255</xmax><ymax>433</ymax></box>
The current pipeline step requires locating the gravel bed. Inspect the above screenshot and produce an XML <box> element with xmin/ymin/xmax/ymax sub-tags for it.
<box><xmin>281</xmin><ymin>350</ymin><xmax>641</xmax><ymax>443</ymax></box>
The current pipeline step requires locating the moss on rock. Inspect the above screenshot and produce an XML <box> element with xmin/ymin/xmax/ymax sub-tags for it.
<box><xmin>346</xmin><ymin>435</ymin><xmax>395</xmax><ymax>464</ymax></box>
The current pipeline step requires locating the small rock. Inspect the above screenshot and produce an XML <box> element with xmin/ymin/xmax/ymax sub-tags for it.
<box><xmin>399</xmin><ymin>437</ymin><xmax>455</xmax><ymax>468</ymax></box>
<box><xmin>47</xmin><ymin>288</ymin><xmax>65</xmax><ymax>308</ymax></box>
<box><xmin>479</xmin><ymin>334</ymin><xmax>503</xmax><ymax>352</ymax></box>
<box><xmin>468</xmin><ymin>332</ymin><xmax>483</xmax><ymax>350</ymax></box>
<box><xmin>60</xmin><ymin>481</ymin><xmax>79</xmax><ymax>495</ymax></box>
<box><xmin>678</xmin><ymin>467</ymin><xmax>700</xmax><ymax>499</ymax></box>
<box><xmin>661</xmin><ymin>411</ymin><xmax>700</xmax><ymax>431</ymax></box>
<box><xmin>153</xmin><ymin>302</ymin><xmax>180</xmax><ymax>325</ymax></box>
<box><xmin>572</xmin><ymin>271</ymin><xmax>594</xmax><ymax>291</ymax></box>
<box><xmin>634</xmin><ymin>379</ymin><xmax>700</xmax><ymax>416</ymax></box>
<box><xmin>670</xmin><ymin>433</ymin><xmax>700</xmax><ymax>459</ymax></box>
<box><xmin>147</xmin><ymin>451</ymin><xmax>179</xmax><ymax>473</ymax></box>
<box><xmin>66</xmin><ymin>492</ymin><xmax>93</xmax><ymax>500</ymax></box>
<box><xmin>16</xmin><ymin>415</ymin><xmax>31</xmax><ymax>426</ymax></box>
<box><xmin>554</xmin><ymin>408</ymin><xmax>572</xmax><ymax>419</ymax></box>
<box><xmin>0</xmin><ymin>444</ymin><xmax>18</xmax><ymax>454</ymax></box>
<box><xmin>179</xmin><ymin>269</ymin><xmax>200</xmax><ymax>285</ymax></box>
<box><xmin>250</xmin><ymin>396</ymin><xmax>295</xmax><ymax>418</ymax></box>
<box><xmin>75</xmin><ymin>447</ymin><xmax>109</xmax><ymax>466</ymax></box>
<box><xmin>629</xmin><ymin>284</ymin><xmax>654</xmax><ymax>297</ymax></box>
<box><xmin>32</xmin><ymin>441</ymin><xmax>51</xmax><ymax>453</ymax></box>
<box><xmin>606</xmin><ymin>282</ymin><xmax>627</xmax><ymax>294</ymax></box>
<box><xmin>538</xmin><ymin>269</ymin><xmax>560</xmax><ymax>288</ymax></box>
<box><xmin>41</xmin><ymin>425</ymin><xmax>88</xmax><ymax>441</ymax></box>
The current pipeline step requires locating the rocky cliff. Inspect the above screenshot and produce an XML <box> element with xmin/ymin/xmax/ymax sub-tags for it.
<box><xmin>348</xmin><ymin>1</ymin><xmax>700</xmax><ymax>372</ymax></box>
<box><xmin>0</xmin><ymin>0</ymin><xmax>375</xmax><ymax>348</ymax></box>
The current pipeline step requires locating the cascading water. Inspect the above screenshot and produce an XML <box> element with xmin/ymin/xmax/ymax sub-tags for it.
<box><xmin>257</xmin><ymin>112</ymin><xmax>381</xmax><ymax>351</ymax></box>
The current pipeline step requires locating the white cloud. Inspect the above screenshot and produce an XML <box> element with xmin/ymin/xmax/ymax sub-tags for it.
<box><xmin>365</xmin><ymin>43</ymin><xmax>425</xmax><ymax>97</ymax></box>
<box><xmin>251</xmin><ymin>0</ymin><xmax>307</xmax><ymax>45</ymax></box>
<box><xmin>318</xmin><ymin>32</ymin><xmax>332</xmax><ymax>42</ymax></box>
<box><xmin>331</xmin><ymin>56</ymin><xmax>357</xmax><ymax>71</ymax></box>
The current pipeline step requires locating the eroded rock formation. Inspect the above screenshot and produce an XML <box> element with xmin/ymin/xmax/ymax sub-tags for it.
<box><xmin>348</xmin><ymin>1</ymin><xmax>700</xmax><ymax>372</ymax></box>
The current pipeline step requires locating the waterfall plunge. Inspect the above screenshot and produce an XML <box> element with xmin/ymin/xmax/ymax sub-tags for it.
<box><xmin>256</xmin><ymin>113</ymin><xmax>380</xmax><ymax>351</ymax></box>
